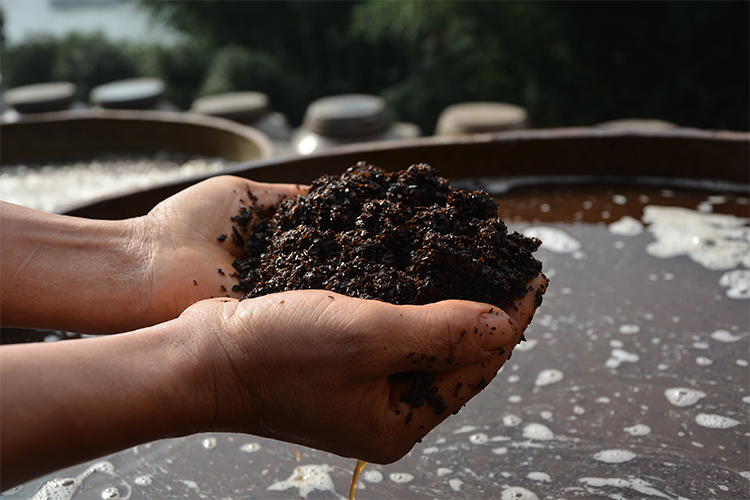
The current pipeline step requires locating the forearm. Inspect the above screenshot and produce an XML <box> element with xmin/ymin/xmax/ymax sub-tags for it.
<box><xmin>0</xmin><ymin>314</ymin><xmax>218</xmax><ymax>489</ymax></box>
<box><xmin>0</xmin><ymin>202</ymin><xmax>149</xmax><ymax>333</ymax></box>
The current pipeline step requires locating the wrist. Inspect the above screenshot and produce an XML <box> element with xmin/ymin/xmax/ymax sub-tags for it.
<box><xmin>0</xmin><ymin>203</ymin><xmax>151</xmax><ymax>333</ymax></box>
<box><xmin>171</xmin><ymin>299</ymin><xmax>262</xmax><ymax>435</ymax></box>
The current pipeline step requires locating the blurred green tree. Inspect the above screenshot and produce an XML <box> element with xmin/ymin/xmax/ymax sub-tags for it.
<box><xmin>2</xmin><ymin>32</ymin><xmax>140</xmax><ymax>102</ymax></box>
<box><xmin>1</xmin><ymin>1</ymin><xmax>746</xmax><ymax>132</ymax></box>
<box><xmin>197</xmin><ymin>44</ymin><xmax>305</xmax><ymax>122</ymax></box>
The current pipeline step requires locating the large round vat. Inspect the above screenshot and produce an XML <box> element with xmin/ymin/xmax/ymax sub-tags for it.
<box><xmin>63</xmin><ymin>127</ymin><xmax>748</xmax><ymax>219</ymax></box>
<box><xmin>1</xmin><ymin>109</ymin><xmax>273</xmax><ymax>164</ymax></box>
<box><xmin>6</xmin><ymin>128</ymin><xmax>750</xmax><ymax>500</ymax></box>
<box><xmin>0</xmin><ymin>109</ymin><xmax>274</xmax><ymax>213</ymax></box>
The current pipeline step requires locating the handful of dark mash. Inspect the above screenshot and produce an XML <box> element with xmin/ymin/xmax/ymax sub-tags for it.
<box><xmin>231</xmin><ymin>162</ymin><xmax>542</xmax><ymax>308</ymax></box>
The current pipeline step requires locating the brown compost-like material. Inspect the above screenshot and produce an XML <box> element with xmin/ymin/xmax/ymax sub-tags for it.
<box><xmin>231</xmin><ymin>162</ymin><xmax>543</xmax><ymax>417</ymax></box>
<box><xmin>232</xmin><ymin>162</ymin><xmax>542</xmax><ymax>307</ymax></box>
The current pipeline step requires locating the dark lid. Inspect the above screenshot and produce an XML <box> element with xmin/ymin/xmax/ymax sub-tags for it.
<box><xmin>90</xmin><ymin>78</ymin><xmax>165</xmax><ymax>109</ymax></box>
<box><xmin>3</xmin><ymin>82</ymin><xmax>78</xmax><ymax>114</ymax></box>
<box><xmin>190</xmin><ymin>92</ymin><xmax>270</xmax><ymax>123</ymax></box>
<box><xmin>303</xmin><ymin>94</ymin><xmax>392</xmax><ymax>137</ymax></box>
<box><xmin>436</xmin><ymin>102</ymin><xmax>529</xmax><ymax>135</ymax></box>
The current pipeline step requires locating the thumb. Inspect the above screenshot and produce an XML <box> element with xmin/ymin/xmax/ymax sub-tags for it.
<box><xmin>365</xmin><ymin>299</ymin><xmax>520</xmax><ymax>377</ymax></box>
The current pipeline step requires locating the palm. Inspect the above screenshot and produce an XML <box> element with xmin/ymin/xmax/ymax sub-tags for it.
<box><xmin>141</xmin><ymin>175</ymin><xmax>306</xmax><ymax>325</ymax></box>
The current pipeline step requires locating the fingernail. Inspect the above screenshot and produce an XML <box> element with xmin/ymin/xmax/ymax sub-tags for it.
<box><xmin>480</xmin><ymin>309</ymin><xmax>514</xmax><ymax>351</ymax></box>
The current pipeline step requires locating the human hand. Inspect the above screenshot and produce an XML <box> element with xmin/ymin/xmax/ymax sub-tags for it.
<box><xmin>135</xmin><ymin>175</ymin><xmax>307</xmax><ymax>327</ymax></box>
<box><xmin>184</xmin><ymin>273</ymin><xmax>547</xmax><ymax>464</ymax></box>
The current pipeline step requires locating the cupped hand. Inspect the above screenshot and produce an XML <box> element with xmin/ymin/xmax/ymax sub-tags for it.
<box><xmin>136</xmin><ymin>175</ymin><xmax>307</xmax><ymax>326</ymax></box>
<box><xmin>184</xmin><ymin>273</ymin><xmax>547</xmax><ymax>464</ymax></box>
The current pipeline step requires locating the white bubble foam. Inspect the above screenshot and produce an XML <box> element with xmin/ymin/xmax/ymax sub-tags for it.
<box><xmin>449</xmin><ymin>478</ymin><xmax>464</xmax><ymax>492</ymax></box>
<box><xmin>612</xmin><ymin>194</ymin><xmax>628</xmax><ymax>206</ymax></box>
<box><xmin>469</xmin><ymin>433</ymin><xmax>489</xmax><ymax>445</ymax></box>
<box><xmin>535</xmin><ymin>368</ymin><xmax>564</xmax><ymax>387</ymax></box>
<box><xmin>609</xmin><ymin>216</ymin><xmax>643</xmax><ymax>236</ymax></box>
<box><xmin>201</xmin><ymin>437</ymin><xmax>217</xmax><ymax>449</ymax></box>
<box><xmin>711</xmin><ymin>329</ymin><xmax>745</xmax><ymax>342</ymax></box>
<box><xmin>719</xmin><ymin>270</ymin><xmax>750</xmax><ymax>299</ymax></box>
<box><xmin>134</xmin><ymin>475</ymin><xmax>152</xmax><ymax>486</ymax></box>
<box><xmin>578</xmin><ymin>477</ymin><xmax>671</xmax><ymax>498</ymax></box>
<box><xmin>619</xmin><ymin>324</ymin><xmax>641</xmax><ymax>335</ymax></box>
<box><xmin>695</xmin><ymin>413</ymin><xmax>742</xmax><ymax>429</ymax></box>
<box><xmin>267</xmin><ymin>465</ymin><xmax>338</xmax><ymax>498</ymax></box>
<box><xmin>526</xmin><ymin>472</ymin><xmax>552</xmax><ymax>482</ymax></box>
<box><xmin>492</xmin><ymin>447</ymin><xmax>509</xmax><ymax>455</ymax></box>
<box><xmin>624</xmin><ymin>424</ymin><xmax>651</xmax><ymax>436</ymax></box>
<box><xmin>0</xmin><ymin>155</ymin><xmax>229</xmax><ymax>213</ymax></box>
<box><xmin>389</xmin><ymin>472</ymin><xmax>414</xmax><ymax>484</ymax></box>
<box><xmin>363</xmin><ymin>470</ymin><xmax>383</xmax><ymax>483</ymax></box>
<box><xmin>514</xmin><ymin>338</ymin><xmax>539</xmax><ymax>352</ymax></box>
<box><xmin>436</xmin><ymin>468</ymin><xmax>452</xmax><ymax>477</ymax></box>
<box><xmin>664</xmin><ymin>387</ymin><xmax>706</xmax><ymax>407</ymax></box>
<box><xmin>100</xmin><ymin>486</ymin><xmax>121</xmax><ymax>499</ymax></box>
<box><xmin>643</xmin><ymin>205</ymin><xmax>750</xmax><ymax>271</ymax></box>
<box><xmin>422</xmin><ymin>446</ymin><xmax>439</xmax><ymax>454</ymax></box>
<box><xmin>503</xmin><ymin>414</ymin><xmax>523</xmax><ymax>427</ymax></box>
<box><xmin>522</xmin><ymin>423</ymin><xmax>555</xmax><ymax>441</ymax></box>
<box><xmin>501</xmin><ymin>486</ymin><xmax>539</xmax><ymax>500</ymax></box>
<box><xmin>30</xmin><ymin>462</ymin><xmax>119</xmax><ymax>500</ymax></box>
<box><xmin>742</xmin><ymin>396</ymin><xmax>750</xmax><ymax>405</ymax></box>
<box><xmin>509</xmin><ymin>395</ymin><xmax>523</xmax><ymax>403</ymax></box>
<box><xmin>30</xmin><ymin>478</ymin><xmax>80</xmax><ymax>500</ymax></box>
<box><xmin>240</xmin><ymin>442</ymin><xmax>262</xmax><ymax>453</ymax></box>
<box><xmin>592</xmin><ymin>449</ymin><xmax>637</xmax><ymax>463</ymax></box>
<box><xmin>696</xmin><ymin>356</ymin><xmax>713</xmax><ymax>366</ymax></box>
<box><xmin>453</xmin><ymin>425</ymin><xmax>479</xmax><ymax>434</ymax></box>
<box><xmin>605</xmin><ymin>348</ymin><xmax>640</xmax><ymax>368</ymax></box>
<box><xmin>523</xmin><ymin>226</ymin><xmax>582</xmax><ymax>254</ymax></box>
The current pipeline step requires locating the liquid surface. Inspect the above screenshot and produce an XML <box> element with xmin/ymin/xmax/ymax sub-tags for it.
<box><xmin>4</xmin><ymin>180</ymin><xmax>748</xmax><ymax>500</ymax></box>
<box><xmin>0</xmin><ymin>153</ymin><xmax>229</xmax><ymax>213</ymax></box>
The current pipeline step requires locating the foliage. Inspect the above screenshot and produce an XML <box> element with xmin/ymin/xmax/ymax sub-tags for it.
<box><xmin>2</xmin><ymin>32</ymin><xmax>140</xmax><ymax>102</ymax></box>
<box><xmin>1</xmin><ymin>1</ymin><xmax>747</xmax><ymax>132</ymax></box>
<box><xmin>134</xmin><ymin>40</ymin><xmax>213</xmax><ymax>110</ymax></box>
<box><xmin>197</xmin><ymin>45</ymin><xmax>305</xmax><ymax>122</ymax></box>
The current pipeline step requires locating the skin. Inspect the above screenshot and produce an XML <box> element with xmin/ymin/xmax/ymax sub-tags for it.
<box><xmin>0</xmin><ymin>176</ymin><xmax>306</xmax><ymax>333</ymax></box>
<box><xmin>0</xmin><ymin>175</ymin><xmax>547</xmax><ymax>489</ymax></box>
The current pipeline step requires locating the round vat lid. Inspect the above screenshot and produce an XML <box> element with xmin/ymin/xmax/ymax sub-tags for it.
<box><xmin>90</xmin><ymin>78</ymin><xmax>165</xmax><ymax>109</ymax></box>
<box><xmin>303</xmin><ymin>94</ymin><xmax>392</xmax><ymax>137</ymax></box>
<box><xmin>436</xmin><ymin>102</ymin><xmax>529</xmax><ymax>135</ymax></box>
<box><xmin>190</xmin><ymin>92</ymin><xmax>271</xmax><ymax>123</ymax></box>
<box><xmin>3</xmin><ymin>82</ymin><xmax>78</xmax><ymax>114</ymax></box>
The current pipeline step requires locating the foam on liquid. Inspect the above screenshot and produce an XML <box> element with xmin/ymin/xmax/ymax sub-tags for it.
<box><xmin>664</xmin><ymin>387</ymin><xmax>706</xmax><ymax>407</ymax></box>
<box><xmin>522</xmin><ymin>226</ymin><xmax>582</xmax><ymax>254</ymax></box>
<box><xmin>267</xmin><ymin>464</ymin><xmax>339</xmax><ymax>499</ymax></box>
<box><xmin>643</xmin><ymin>205</ymin><xmax>750</xmax><ymax>299</ymax></box>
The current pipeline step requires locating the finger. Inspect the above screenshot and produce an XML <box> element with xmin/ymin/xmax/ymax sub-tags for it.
<box><xmin>356</xmin><ymin>298</ymin><xmax>519</xmax><ymax>378</ymax></box>
<box><xmin>382</xmin><ymin>273</ymin><xmax>548</xmax><ymax>443</ymax></box>
<box><xmin>503</xmin><ymin>273</ymin><xmax>548</xmax><ymax>330</ymax></box>
<box><xmin>385</xmin><ymin>348</ymin><xmax>512</xmax><ymax>444</ymax></box>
